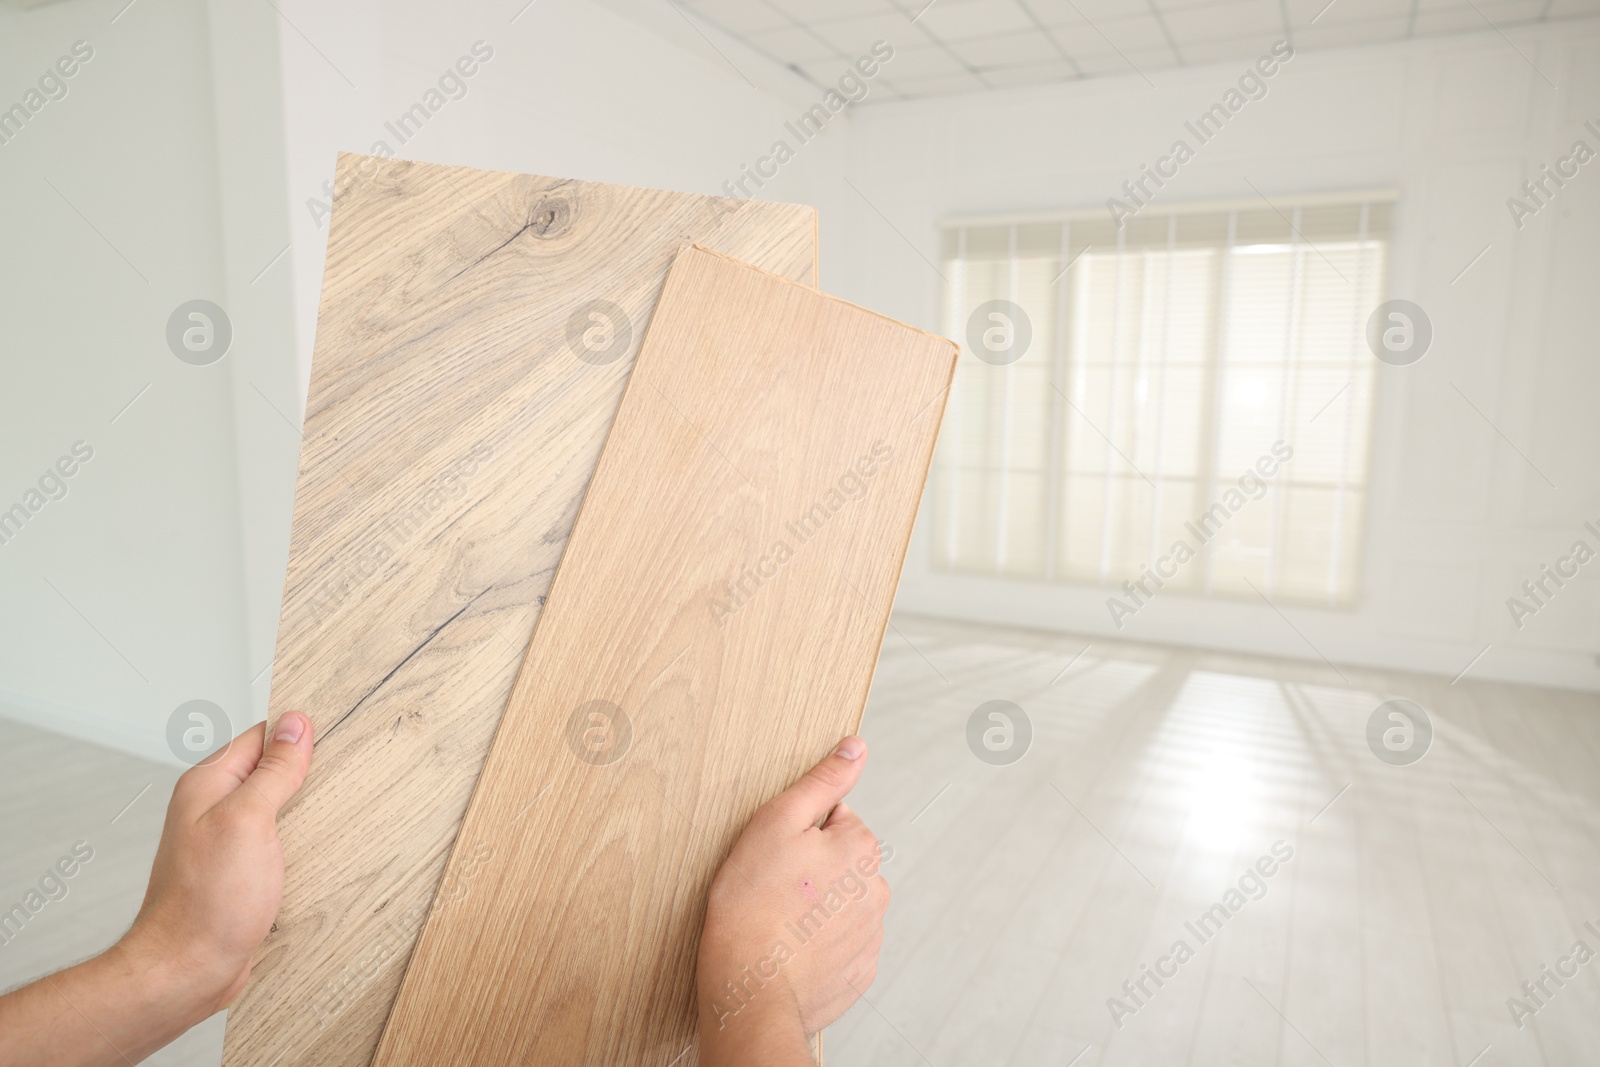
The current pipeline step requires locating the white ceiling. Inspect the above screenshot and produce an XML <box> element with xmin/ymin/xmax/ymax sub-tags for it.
<box><xmin>669</xmin><ymin>0</ymin><xmax>1599</xmax><ymax>101</ymax></box>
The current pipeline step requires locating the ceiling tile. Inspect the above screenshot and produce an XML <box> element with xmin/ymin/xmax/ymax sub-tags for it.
<box><xmin>1160</xmin><ymin>0</ymin><xmax>1286</xmax><ymax>42</ymax></box>
<box><xmin>1301</xmin><ymin>14</ymin><xmax>1413</xmax><ymax>46</ymax></box>
<box><xmin>743</xmin><ymin>24</ymin><xmax>848</xmax><ymax>63</ymax></box>
<box><xmin>769</xmin><ymin>0</ymin><xmax>903</xmax><ymax>21</ymax></box>
<box><xmin>1381</xmin><ymin>0</ymin><xmax>1546</xmax><ymax>21</ymax></box>
<box><xmin>1071</xmin><ymin>47</ymin><xmax>1178</xmax><ymax>77</ymax></box>
<box><xmin>979</xmin><ymin>58</ymin><xmax>1084</xmax><ymax>85</ymax></box>
<box><xmin>1280</xmin><ymin>0</ymin><xmax>1338</xmax><ymax>23</ymax></box>
<box><xmin>1040</xmin><ymin>11</ymin><xmax>1182</xmax><ymax>61</ymax></box>
<box><xmin>1029</xmin><ymin>0</ymin><xmax>1145</xmax><ymax>22</ymax></box>
<box><xmin>1287</xmin><ymin>0</ymin><xmax>1399</xmax><ymax>25</ymax></box>
<box><xmin>1029</xmin><ymin>20</ymin><xmax>1122</xmax><ymax>57</ymax></box>
<box><xmin>682</xmin><ymin>0</ymin><xmax>793</xmax><ymax>36</ymax></box>
<box><xmin>1409</xmin><ymin>7</ymin><xmax>1491</xmax><ymax>34</ymax></box>
<box><xmin>791</xmin><ymin>59</ymin><xmax>889</xmax><ymax>91</ymax></box>
<box><xmin>916</xmin><ymin>0</ymin><xmax>1038</xmax><ymax>38</ymax></box>
<box><xmin>877</xmin><ymin>69</ymin><xmax>992</xmax><ymax>96</ymax></box>
<box><xmin>880</xmin><ymin>42</ymin><xmax>973</xmax><ymax>78</ymax></box>
<box><xmin>1123</xmin><ymin>45</ymin><xmax>1184</xmax><ymax>72</ymax></box>
<box><xmin>1481</xmin><ymin>0</ymin><xmax>1562</xmax><ymax>21</ymax></box>
<box><xmin>1098</xmin><ymin>12</ymin><xmax>1182</xmax><ymax>51</ymax></box>
<box><xmin>617</xmin><ymin>0</ymin><xmax>1594</xmax><ymax>102</ymax></box>
<box><xmin>866</xmin><ymin>78</ymin><xmax>918</xmax><ymax>101</ymax></box>
<box><xmin>1181</xmin><ymin>33</ymin><xmax>1290</xmax><ymax>64</ymax></box>
<box><xmin>1075</xmin><ymin>50</ymin><xmax>1150</xmax><ymax>76</ymax></box>
<box><xmin>812</xmin><ymin>12</ymin><xmax>930</xmax><ymax>54</ymax></box>
<box><xmin>1416</xmin><ymin>0</ymin><xmax>1538</xmax><ymax>12</ymax></box>
<box><xmin>950</xmin><ymin>28</ymin><xmax>1069</xmax><ymax>66</ymax></box>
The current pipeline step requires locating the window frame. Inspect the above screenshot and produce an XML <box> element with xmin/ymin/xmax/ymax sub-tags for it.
<box><xmin>932</xmin><ymin>190</ymin><xmax>1399</xmax><ymax>611</ymax></box>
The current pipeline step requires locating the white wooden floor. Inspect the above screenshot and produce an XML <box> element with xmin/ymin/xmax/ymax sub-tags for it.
<box><xmin>830</xmin><ymin>615</ymin><xmax>1600</xmax><ymax>1067</ymax></box>
<box><xmin>3</xmin><ymin>615</ymin><xmax>1598</xmax><ymax>1067</ymax></box>
<box><xmin>0</xmin><ymin>717</ymin><xmax>221</xmax><ymax>1065</ymax></box>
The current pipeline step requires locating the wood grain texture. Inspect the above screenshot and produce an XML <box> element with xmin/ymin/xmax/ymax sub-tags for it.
<box><xmin>221</xmin><ymin>156</ymin><xmax>817</xmax><ymax>1067</ymax></box>
<box><xmin>370</xmin><ymin>244</ymin><xmax>957</xmax><ymax>1067</ymax></box>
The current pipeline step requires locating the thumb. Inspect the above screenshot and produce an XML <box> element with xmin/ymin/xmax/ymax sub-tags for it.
<box><xmin>767</xmin><ymin>736</ymin><xmax>867</xmax><ymax>831</ymax></box>
<box><xmin>238</xmin><ymin>712</ymin><xmax>314</xmax><ymax>814</ymax></box>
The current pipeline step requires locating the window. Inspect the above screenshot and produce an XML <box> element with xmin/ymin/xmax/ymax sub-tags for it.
<box><xmin>932</xmin><ymin>195</ymin><xmax>1391</xmax><ymax>608</ymax></box>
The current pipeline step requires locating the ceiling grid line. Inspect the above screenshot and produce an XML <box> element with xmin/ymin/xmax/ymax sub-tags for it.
<box><xmin>667</xmin><ymin>0</ymin><xmax>1600</xmax><ymax>103</ymax></box>
<box><xmin>887</xmin><ymin>0</ymin><xmax>1000</xmax><ymax>90</ymax></box>
<box><xmin>1013</xmin><ymin>0</ymin><xmax>1090</xmax><ymax>79</ymax></box>
<box><xmin>1147</xmin><ymin>0</ymin><xmax>1186</xmax><ymax>67</ymax></box>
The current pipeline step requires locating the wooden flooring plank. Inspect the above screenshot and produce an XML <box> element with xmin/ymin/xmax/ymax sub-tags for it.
<box><xmin>819</xmin><ymin>619</ymin><xmax>1600</xmax><ymax>1067</ymax></box>
<box><xmin>369</xmin><ymin>245</ymin><xmax>956</xmax><ymax>1067</ymax></box>
<box><xmin>221</xmin><ymin>157</ymin><xmax>818</xmax><ymax>1067</ymax></box>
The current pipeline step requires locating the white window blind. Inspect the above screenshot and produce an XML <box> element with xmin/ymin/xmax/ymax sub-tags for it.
<box><xmin>933</xmin><ymin>197</ymin><xmax>1391</xmax><ymax>608</ymax></box>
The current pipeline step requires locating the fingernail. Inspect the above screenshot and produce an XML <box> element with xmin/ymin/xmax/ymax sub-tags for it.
<box><xmin>835</xmin><ymin>736</ymin><xmax>864</xmax><ymax>760</ymax></box>
<box><xmin>274</xmin><ymin>713</ymin><xmax>305</xmax><ymax>743</ymax></box>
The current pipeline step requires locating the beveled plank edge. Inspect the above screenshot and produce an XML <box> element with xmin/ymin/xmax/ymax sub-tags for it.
<box><xmin>234</xmin><ymin>201</ymin><xmax>821</xmax><ymax>1067</ymax></box>
<box><xmin>369</xmin><ymin>245</ymin><xmax>954</xmax><ymax>1067</ymax></box>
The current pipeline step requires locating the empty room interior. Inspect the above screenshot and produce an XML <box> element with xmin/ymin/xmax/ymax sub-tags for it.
<box><xmin>1</xmin><ymin>0</ymin><xmax>1598</xmax><ymax>1065</ymax></box>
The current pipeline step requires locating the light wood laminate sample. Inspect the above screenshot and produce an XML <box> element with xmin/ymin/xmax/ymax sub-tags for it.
<box><xmin>221</xmin><ymin>156</ymin><xmax>817</xmax><ymax>1067</ymax></box>
<box><xmin>370</xmin><ymin>245</ymin><xmax>956</xmax><ymax>1067</ymax></box>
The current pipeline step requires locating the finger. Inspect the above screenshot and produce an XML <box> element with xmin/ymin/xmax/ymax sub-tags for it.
<box><xmin>236</xmin><ymin>712</ymin><xmax>314</xmax><ymax>815</ymax></box>
<box><xmin>834</xmin><ymin>933</ymin><xmax>882</xmax><ymax>1011</ymax></box>
<box><xmin>849</xmin><ymin>927</ymin><xmax>885</xmax><ymax>971</ymax></box>
<box><xmin>170</xmin><ymin>722</ymin><xmax>266</xmax><ymax>818</ymax></box>
<box><xmin>765</xmin><ymin>736</ymin><xmax>867</xmax><ymax>831</ymax></box>
<box><xmin>821</xmin><ymin>800</ymin><xmax>864</xmax><ymax>832</ymax></box>
<box><xmin>844</xmin><ymin>937</ymin><xmax>881</xmax><ymax>992</ymax></box>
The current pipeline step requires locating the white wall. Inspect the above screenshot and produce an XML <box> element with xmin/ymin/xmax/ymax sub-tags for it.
<box><xmin>272</xmin><ymin>0</ymin><xmax>846</xmax><ymax>393</ymax></box>
<box><xmin>0</xmin><ymin>0</ymin><xmax>255</xmax><ymax>761</ymax></box>
<box><xmin>0</xmin><ymin>0</ymin><xmax>844</xmax><ymax>757</ymax></box>
<box><xmin>257</xmin><ymin>0</ymin><xmax>852</xmax><ymax>718</ymax></box>
<box><xmin>205</xmin><ymin>0</ymin><xmax>302</xmax><ymax>726</ymax></box>
<box><xmin>826</xmin><ymin>20</ymin><xmax>1600</xmax><ymax>692</ymax></box>
<box><xmin>10</xmin><ymin>2</ymin><xmax>1590</xmax><ymax>768</ymax></box>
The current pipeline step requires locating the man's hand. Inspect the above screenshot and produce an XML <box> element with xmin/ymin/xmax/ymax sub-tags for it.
<box><xmin>0</xmin><ymin>713</ymin><xmax>313</xmax><ymax>1067</ymax></box>
<box><xmin>696</xmin><ymin>736</ymin><xmax>890</xmax><ymax>1066</ymax></box>
<box><xmin>123</xmin><ymin>712</ymin><xmax>315</xmax><ymax>1010</ymax></box>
